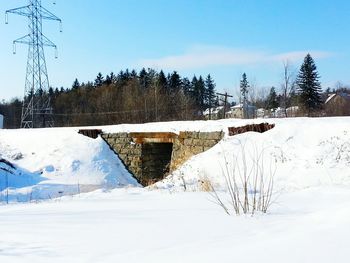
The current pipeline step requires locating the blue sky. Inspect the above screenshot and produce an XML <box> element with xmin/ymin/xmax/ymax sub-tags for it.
<box><xmin>1</xmin><ymin>0</ymin><xmax>349</xmax><ymax>101</ymax></box>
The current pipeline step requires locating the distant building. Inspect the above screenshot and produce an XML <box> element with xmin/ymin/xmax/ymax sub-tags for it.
<box><xmin>271</xmin><ymin>107</ymin><xmax>286</xmax><ymax>118</ymax></box>
<box><xmin>226</xmin><ymin>104</ymin><xmax>256</xmax><ymax>119</ymax></box>
<box><xmin>203</xmin><ymin>106</ymin><xmax>224</xmax><ymax>120</ymax></box>
<box><xmin>256</xmin><ymin>108</ymin><xmax>266</xmax><ymax>118</ymax></box>
<box><xmin>0</xmin><ymin>114</ymin><xmax>3</xmax><ymax>129</ymax></box>
<box><xmin>325</xmin><ymin>93</ymin><xmax>350</xmax><ymax>116</ymax></box>
<box><xmin>256</xmin><ymin>106</ymin><xmax>299</xmax><ymax>118</ymax></box>
<box><xmin>286</xmin><ymin>106</ymin><xmax>300</xmax><ymax>117</ymax></box>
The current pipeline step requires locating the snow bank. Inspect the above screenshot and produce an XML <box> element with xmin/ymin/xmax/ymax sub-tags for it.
<box><xmin>0</xmin><ymin>128</ymin><xmax>138</xmax><ymax>202</ymax></box>
<box><xmin>1</xmin><ymin>117</ymin><xmax>350</xmax><ymax>201</ymax></box>
<box><xmin>0</xmin><ymin>117</ymin><xmax>350</xmax><ymax>262</ymax></box>
<box><xmin>157</xmin><ymin>117</ymin><xmax>350</xmax><ymax>192</ymax></box>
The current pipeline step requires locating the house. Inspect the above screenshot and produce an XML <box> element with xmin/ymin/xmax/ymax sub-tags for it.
<box><xmin>256</xmin><ymin>106</ymin><xmax>299</xmax><ymax>118</ymax></box>
<box><xmin>271</xmin><ymin>107</ymin><xmax>285</xmax><ymax>118</ymax></box>
<box><xmin>325</xmin><ymin>93</ymin><xmax>350</xmax><ymax>116</ymax></box>
<box><xmin>256</xmin><ymin>108</ymin><xmax>266</xmax><ymax>118</ymax></box>
<box><xmin>226</xmin><ymin>104</ymin><xmax>256</xmax><ymax>119</ymax></box>
<box><xmin>203</xmin><ymin>106</ymin><xmax>224</xmax><ymax>120</ymax></box>
<box><xmin>286</xmin><ymin>106</ymin><xmax>300</xmax><ymax>117</ymax></box>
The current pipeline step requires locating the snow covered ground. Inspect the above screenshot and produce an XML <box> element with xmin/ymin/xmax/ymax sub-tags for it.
<box><xmin>0</xmin><ymin>128</ymin><xmax>138</xmax><ymax>202</ymax></box>
<box><xmin>158</xmin><ymin>117</ymin><xmax>350</xmax><ymax>192</ymax></box>
<box><xmin>0</xmin><ymin>117</ymin><xmax>350</xmax><ymax>262</ymax></box>
<box><xmin>1</xmin><ymin>187</ymin><xmax>350</xmax><ymax>263</ymax></box>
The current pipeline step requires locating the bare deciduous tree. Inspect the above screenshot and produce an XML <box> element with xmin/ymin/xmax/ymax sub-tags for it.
<box><xmin>281</xmin><ymin>60</ymin><xmax>296</xmax><ymax>117</ymax></box>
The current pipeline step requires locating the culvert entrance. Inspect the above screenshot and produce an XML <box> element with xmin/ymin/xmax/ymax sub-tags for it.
<box><xmin>101</xmin><ymin>131</ymin><xmax>224</xmax><ymax>186</ymax></box>
<box><xmin>141</xmin><ymin>143</ymin><xmax>173</xmax><ymax>185</ymax></box>
<box><xmin>84</xmin><ymin>126</ymin><xmax>274</xmax><ymax>186</ymax></box>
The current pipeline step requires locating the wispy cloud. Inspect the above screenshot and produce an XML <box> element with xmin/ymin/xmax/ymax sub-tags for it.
<box><xmin>138</xmin><ymin>45</ymin><xmax>333</xmax><ymax>70</ymax></box>
<box><xmin>270</xmin><ymin>51</ymin><xmax>332</xmax><ymax>62</ymax></box>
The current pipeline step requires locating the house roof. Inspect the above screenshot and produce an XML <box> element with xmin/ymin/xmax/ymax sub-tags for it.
<box><xmin>325</xmin><ymin>94</ymin><xmax>337</xmax><ymax>104</ymax></box>
<box><xmin>325</xmin><ymin>93</ymin><xmax>350</xmax><ymax>104</ymax></box>
<box><xmin>230</xmin><ymin>104</ymin><xmax>256</xmax><ymax>110</ymax></box>
<box><xmin>203</xmin><ymin>106</ymin><xmax>224</xmax><ymax>115</ymax></box>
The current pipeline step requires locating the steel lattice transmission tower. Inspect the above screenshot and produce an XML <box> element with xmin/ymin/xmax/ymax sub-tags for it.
<box><xmin>5</xmin><ymin>0</ymin><xmax>62</xmax><ymax>128</ymax></box>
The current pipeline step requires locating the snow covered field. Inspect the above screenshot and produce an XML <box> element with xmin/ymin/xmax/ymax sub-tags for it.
<box><xmin>0</xmin><ymin>117</ymin><xmax>350</xmax><ymax>262</ymax></box>
<box><xmin>1</xmin><ymin>187</ymin><xmax>350</xmax><ymax>263</ymax></box>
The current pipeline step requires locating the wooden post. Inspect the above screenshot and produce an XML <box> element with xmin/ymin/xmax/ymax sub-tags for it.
<box><xmin>216</xmin><ymin>92</ymin><xmax>233</xmax><ymax>119</ymax></box>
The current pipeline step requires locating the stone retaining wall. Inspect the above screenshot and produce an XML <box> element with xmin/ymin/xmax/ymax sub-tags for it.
<box><xmin>101</xmin><ymin>133</ymin><xmax>142</xmax><ymax>178</ymax></box>
<box><xmin>101</xmin><ymin>131</ymin><xmax>224</xmax><ymax>185</ymax></box>
<box><xmin>170</xmin><ymin>131</ymin><xmax>224</xmax><ymax>171</ymax></box>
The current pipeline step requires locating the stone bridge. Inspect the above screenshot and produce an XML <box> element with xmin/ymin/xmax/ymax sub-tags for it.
<box><xmin>101</xmin><ymin>131</ymin><xmax>224</xmax><ymax>185</ymax></box>
<box><xmin>79</xmin><ymin>122</ymin><xmax>274</xmax><ymax>186</ymax></box>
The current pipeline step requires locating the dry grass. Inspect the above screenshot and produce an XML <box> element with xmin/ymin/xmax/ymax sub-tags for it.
<box><xmin>198</xmin><ymin>178</ymin><xmax>213</xmax><ymax>192</ymax></box>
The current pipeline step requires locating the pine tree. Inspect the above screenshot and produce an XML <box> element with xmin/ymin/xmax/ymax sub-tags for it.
<box><xmin>296</xmin><ymin>54</ymin><xmax>322</xmax><ymax>115</ymax></box>
<box><xmin>48</xmin><ymin>87</ymin><xmax>55</xmax><ymax>98</ymax></box>
<box><xmin>54</xmin><ymin>87</ymin><xmax>60</xmax><ymax>97</ymax></box>
<box><xmin>191</xmin><ymin>75</ymin><xmax>198</xmax><ymax>100</ymax></box>
<box><xmin>139</xmin><ymin>68</ymin><xmax>149</xmax><ymax>89</ymax></box>
<box><xmin>205</xmin><ymin>74</ymin><xmax>216</xmax><ymax>109</ymax></box>
<box><xmin>240</xmin><ymin>73</ymin><xmax>249</xmax><ymax>103</ymax></box>
<box><xmin>181</xmin><ymin>77</ymin><xmax>191</xmax><ymax>96</ymax></box>
<box><xmin>109</xmin><ymin>72</ymin><xmax>117</xmax><ymax>84</ymax></box>
<box><xmin>124</xmin><ymin>69</ymin><xmax>131</xmax><ymax>80</ymax></box>
<box><xmin>105</xmin><ymin>72</ymin><xmax>117</xmax><ymax>85</ymax></box>
<box><xmin>94</xmin><ymin>72</ymin><xmax>104</xmax><ymax>87</ymax></box>
<box><xmin>168</xmin><ymin>71</ymin><xmax>181</xmax><ymax>94</ymax></box>
<box><xmin>104</xmin><ymin>75</ymin><xmax>112</xmax><ymax>85</ymax></box>
<box><xmin>267</xmin><ymin>87</ymin><xmax>278</xmax><ymax>109</ymax></box>
<box><xmin>72</xmin><ymin>78</ymin><xmax>80</xmax><ymax>90</ymax></box>
<box><xmin>196</xmin><ymin>76</ymin><xmax>206</xmax><ymax>111</ymax></box>
<box><xmin>117</xmin><ymin>70</ymin><xmax>125</xmax><ymax>83</ymax></box>
<box><xmin>157</xmin><ymin>70</ymin><xmax>168</xmax><ymax>92</ymax></box>
<box><xmin>130</xmin><ymin>70</ymin><xmax>138</xmax><ymax>79</ymax></box>
<box><xmin>240</xmin><ymin>73</ymin><xmax>249</xmax><ymax>118</ymax></box>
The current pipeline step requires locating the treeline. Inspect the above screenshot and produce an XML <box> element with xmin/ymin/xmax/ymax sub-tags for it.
<box><xmin>238</xmin><ymin>54</ymin><xmax>350</xmax><ymax>117</ymax></box>
<box><xmin>0</xmin><ymin>99</ymin><xmax>22</xmax><ymax>129</ymax></box>
<box><xmin>0</xmin><ymin>68</ymin><xmax>218</xmax><ymax>128</ymax></box>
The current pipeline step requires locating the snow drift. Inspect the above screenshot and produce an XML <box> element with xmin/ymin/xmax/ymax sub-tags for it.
<box><xmin>156</xmin><ymin>117</ymin><xmax>350</xmax><ymax>192</ymax></box>
<box><xmin>0</xmin><ymin>128</ymin><xmax>138</xmax><ymax>202</ymax></box>
<box><xmin>0</xmin><ymin>117</ymin><xmax>350</xmax><ymax>262</ymax></box>
<box><xmin>0</xmin><ymin>117</ymin><xmax>350</xmax><ymax>202</ymax></box>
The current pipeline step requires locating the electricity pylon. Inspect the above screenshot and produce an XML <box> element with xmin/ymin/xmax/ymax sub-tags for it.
<box><xmin>5</xmin><ymin>0</ymin><xmax>62</xmax><ymax>128</ymax></box>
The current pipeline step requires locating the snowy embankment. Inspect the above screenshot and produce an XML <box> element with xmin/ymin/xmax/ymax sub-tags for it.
<box><xmin>0</xmin><ymin>117</ymin><xmax>350</xmax><ymax>262</ymax></box>
<box><xmin>158</xmin><ymin>117</ymin><xmax>350</xmax><ymax>192</ymax></box>
<box><xmin>0</xmin><ymin>128</ymin><xmax>138</xmax><ymax>202</ymax></box>
<box><xmin>1</xmin><ymin>117</ymin><xmax>350</xmax><ymax>201</ymax></box>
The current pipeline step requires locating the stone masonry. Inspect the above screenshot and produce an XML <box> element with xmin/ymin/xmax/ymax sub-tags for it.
<box><xmin>170</xmin><ymin>131</ymin><xmax>224</xmax><ymax>171</ymax></box>
<box><xmin>101</xmin><ymin>131</ymin><xmax>224</xmax><ymax>186</ymax></box>
<box><xmin>101</xmin><ymin>132</ymin><xmax>143</xmax><ymax>179</ymax></box>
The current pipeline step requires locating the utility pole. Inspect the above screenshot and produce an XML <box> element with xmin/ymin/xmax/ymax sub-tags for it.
<box><xmin>6</xmin><ymin>0</ymin><xmax>62</xmax><ymax>128</ymax></box>
<box><xmin>216</xmin><ymin>92</ymin><xmax>233</xmax><ymax>119</ymax></box>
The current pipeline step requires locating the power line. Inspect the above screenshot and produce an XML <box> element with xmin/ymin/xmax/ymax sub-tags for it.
<box><xmin>5</xmin><ymin>0</ymin><xmax>62</xmax><ymax>128</ymax></box>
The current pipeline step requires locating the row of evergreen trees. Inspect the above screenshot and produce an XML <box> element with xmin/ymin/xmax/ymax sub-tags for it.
<box><xmin>78</xmin><ymin>68</ymin><xmax>218</xmax><ymax>112</ymax></box>
<box><xmin>1</xmin><ymin>54</ymin><xmax>347</xmax><ymax>128</ymax></box>
<box><xmin>1</xmin><ymin>69</ymin><xmax>218</xmax><ymax>128</ymax></box>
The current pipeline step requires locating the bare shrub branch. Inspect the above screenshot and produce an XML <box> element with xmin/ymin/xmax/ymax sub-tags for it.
<box><xmin>208</xmin><ymin>139</ymin><xmax>276</xmax><ymax>216</ymax></box>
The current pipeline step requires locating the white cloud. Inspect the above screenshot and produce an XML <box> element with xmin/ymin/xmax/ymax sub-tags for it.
<box><xmin>138</xmin><ymin>45</ymin><xmax>333</xmax><ymax>70</ymax></box>
<box><xmin>270</xmin><ymin>51</ymin><xmax>332</xmax><ymax>63</ymax></box>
